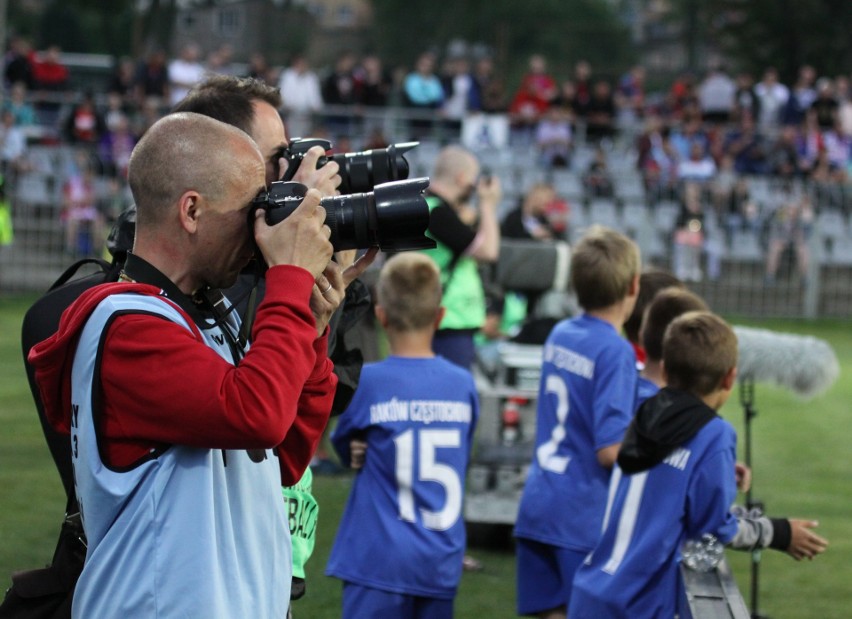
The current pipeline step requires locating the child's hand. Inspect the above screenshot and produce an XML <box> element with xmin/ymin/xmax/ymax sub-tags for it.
<box><xmin>350</xmin><ymin>439</ymin><xmax>368</xmax><ymax>470</ymax></box>
<box><xmin>735</xmin><ymin>462</ymin><xmax>752</xmax><ymax>493</ymax></box>
<box><xmin>786</xmin><ymin>519</ymin><xmax>828</xmax><ymax>560</ymax></box>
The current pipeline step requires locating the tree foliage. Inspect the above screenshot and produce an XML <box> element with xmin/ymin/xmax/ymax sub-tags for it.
<box><xmin>698</xmin><ymin>0</ymin><xmax>852</xmax><ymax>81</ymax></box>
<box><xmin>368</xmin><ymin>0</ymin><xmax>635</xmax><ymax>83</ymax></box>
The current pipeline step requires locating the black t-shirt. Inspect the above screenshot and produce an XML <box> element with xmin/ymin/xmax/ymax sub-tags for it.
<box><xmin>427</xmin><ymin>194</ymin><xmax>477</xmax><ymax>257</ymax></box>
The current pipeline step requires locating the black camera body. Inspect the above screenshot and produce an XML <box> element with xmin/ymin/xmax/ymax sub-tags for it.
<box><xmin>251</xmin><ymin>178</ymin><xmax>436</xmax><ymax>253</ymax></box>
<box><xmin>282</xmin><ymin>138</ymin><xmax>419</xmax><ymax>195</ymax></box>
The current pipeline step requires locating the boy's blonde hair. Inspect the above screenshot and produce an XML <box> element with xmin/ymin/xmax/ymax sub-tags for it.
<box><xmin>570</xmin><ymin>225</ymin><xmax>640</xmax><ymax>310</ymax></box>
<box><xmin>663</xmin><ymin>311</ymin><xmax>738</xmax><ymax>396</ymax></box>
<box><xmin>376</xmin><ymin>253</ymin><xmax>442</xmax><ymax>331</ymax></box>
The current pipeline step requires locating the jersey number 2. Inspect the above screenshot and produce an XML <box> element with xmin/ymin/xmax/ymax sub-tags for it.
<box><xmin>394</xmin><ymin>428</ymin><xmax>462</xmax><ymax>531</ymax></box>
<box><xmin>536</xmin><ymin>374</ymin><xmax>571</xmax><ymax>473</ymax></box>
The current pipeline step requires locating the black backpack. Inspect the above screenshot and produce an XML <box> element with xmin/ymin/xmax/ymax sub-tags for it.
<box><xmin>1</xmin><ymin>257</ymin><xmax>120</xmax><ymax>619</ymax></box>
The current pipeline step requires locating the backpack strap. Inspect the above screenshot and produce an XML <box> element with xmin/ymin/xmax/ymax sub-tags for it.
<box><xmin>48</xmin><ymin>258</ymin><xmax>114</xmax><ymax>292</ymax></box>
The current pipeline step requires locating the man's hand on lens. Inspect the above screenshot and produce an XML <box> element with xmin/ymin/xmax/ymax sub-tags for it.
<box><xmin>289</xmin><ymin>145</ymin><xmax>342</xmax><ymax>197</ymax></box>
<box><xmin>253</xmin><ymin>188</ymin><xmax>333</xmax><ymax>279</ymax></box>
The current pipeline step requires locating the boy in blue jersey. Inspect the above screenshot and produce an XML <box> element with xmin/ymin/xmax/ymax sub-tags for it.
<box><xmin>635</xmin><ymin>286</ymin><xmax>708</xmax><ymax>406</ymax></box>
<box><xmin>570</xmin><ymin>311</ymin><xmax>827</xmax><ymax>618</ymax></box>
<box><xmin>326</xmin><ymin>252</ymin><xmax>479</xmax><ymax>619</ymax></box>
<box><xmin>514</xmin><ymin>225</ymin><xmax>641</xmax><ymax>618</ymax></box>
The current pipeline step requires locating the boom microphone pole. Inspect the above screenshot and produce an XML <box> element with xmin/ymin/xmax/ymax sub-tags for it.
<box><xmin>733</xmin><ymin>326</ymin><xmax>839</xmax><ymax>619</ymax></box>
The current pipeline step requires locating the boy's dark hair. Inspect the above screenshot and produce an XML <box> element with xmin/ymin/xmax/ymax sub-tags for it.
<box><xmin>377</xmin><ymin>253</ymin><xmax>442</xmax><ymax>331</ymax></box>
<box><xmin>641</xmin><ymin>287</ymin><xmax>708</xmax><ymax>362</ymax></box>
<box><xmin>570</xmin><ymin>225</ymin><xmax>640</xmax><ymax>311</ymax></box>
<box><xmin>624</xmin><ymin>268</ymin><xmax>684</xmax><ymax>344</ymax></box>
<box><xmin>663</xmin><ymin>311</ymin><xmax>737</xmax><ymax>396</ymax></box>
<box><xmin>172</xmin><ymin>74</ymin><xmax>282</xmax><ymax>135</ymax></box>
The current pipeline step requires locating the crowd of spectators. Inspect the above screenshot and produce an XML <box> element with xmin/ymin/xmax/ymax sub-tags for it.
<box><xmin>2</xmin><ymin>36</ymin><xmax>851</xmax><ymax>274</ymax></box>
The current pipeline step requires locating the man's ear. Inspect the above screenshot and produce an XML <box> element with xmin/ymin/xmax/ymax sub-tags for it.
<box><xmin>179</xmin><ymin>191</ymin><xmax>201</xmax><ymax>234</ymax></box>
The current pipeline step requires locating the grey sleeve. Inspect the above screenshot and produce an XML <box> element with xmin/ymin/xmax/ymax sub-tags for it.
<box><xmin>728</xmin><ymin>505</ymin><xmax>774</xmax><ymax>550</ymax></box>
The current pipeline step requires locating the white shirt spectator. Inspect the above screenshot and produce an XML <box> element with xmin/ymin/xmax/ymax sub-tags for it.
<box><xmin>168</xmin><ymin>44</ymin><xmax>206</xmax><ymax>106</ymax></box>
<box><xmin>754</xmin><ymin>81</ymin><xmax>790</xmax><ymax>131</ymax></box>
<box><xmin>698</xmin><ymin>71</ymin><xmax>736</xmax><ymax>117</ymax></box>
<box><xmin>278</xmin><ymin>67</ymin><xmax>323</xmax><ymax>114</ymax></box>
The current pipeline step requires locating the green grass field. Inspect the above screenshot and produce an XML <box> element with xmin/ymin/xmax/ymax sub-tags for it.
<box><xmin>1</xmin><ymin>293</ymin><xmax>849</xmax><ymax>617</ymax></box>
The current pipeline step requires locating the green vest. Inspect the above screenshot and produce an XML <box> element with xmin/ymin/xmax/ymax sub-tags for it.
<box><xmin>420</xmin><ymin>196</ymin><xmax>486</xmax><ymax>330</ymax></box>
<box><xmin>282</xmin><ymin>467</ymin><xmax>318</xmax><ymax>579</ymax></box>
<box><xmin>0</xmin><ymin>201</ymin><xmax>13</xmax><ymax>246</ymax></box>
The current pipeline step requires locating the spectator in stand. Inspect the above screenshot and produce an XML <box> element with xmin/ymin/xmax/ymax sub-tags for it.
<box><xmin>822</xmin><ymin>120</ymin><xmax>851</xmax><ymax>184</ymax></box>
<box><xmin>322</xmin><ymin>51</ymin><xmax>361</xmax><ymax>138</ymax></box>
<box><xmin>732</xmin><ymin>71</ymin><xmax>760</xmax><ymax>123</ymax></box>
<box><xmin>103</xmin><ymin>92</ymin><xmax>127</xmax><ymax>134</ymax></box>
<box><xmin>0</xmin><ymin>109</ymin><xmax>27</xmax><ymax>180</ymax></box>
<box><xmin>698</xmin><ymin>64</ymin><xmax>735</xmax><ymax>125</ymax></box>
<box><xmin>721</xmin><ymin>176</ymin><xmax>761</xmax><ymax>244</ymax></box>
<box><xmin>168</xmin><ymin>43</ymin><xmax>206</xmax><ymax>107</ymax></box>
<box><xmin>554</xmin><ymin>79</ymin><xmax>578</xmax><ymax>117</ymax></box>
<box><xmin>441</xmin><ymin>55</ymin><xmax>476</xmax><ymax>132</ymax></box>
<box><xmin>509</xmin><ymin>54</ymin><xmax>557</xmax><ymax>141</ymax></box>
<box><xmin>3</xmin><ymin>36</ymin><xmax>34</xmax><ymax>90</ymax></box>
<box><xmin>98</xmin><ymin>113</ymin><xmax>137</xmax><ymax>179</ymax></box>
<box><xmin>584</xmin><ymin>80</ymin><xmax>617</xmax><ymax>143</ymax></box>
<box><xmin>782</xmin><ymin>64</ymin><xmax>817</xmax><ymax>126</ymax></box>
<box><xmin>796</xmin><ymin>108</ymin><xmax>825</xmax><ymax>177</ymax></box>
<box><xmin>535</xmin><ymin>104</ymin><xmax>573</xmax><ymax>168</ymax></box>
<box><xmin>403</xmin><ymin>51</ymin><xmax>444</xmax><ymax>109</ymax></box>
<box><xmin>323</xmin><ymin>51</ymin><xmax>360</xmax><ymax>107</ymax></box>
<box><xmin>31</xmin><ymin>45</ymin><xmax>69</xmax><ymax>92</ymax></box>
<box><xmin>672</xmin><ymin>181</ymin><xmax>706</xmax><ymax>283</ymax></box>
<box><xmin>768</xmin><ymin>124</ymin><xmax>803</xmax><ymax>179</ymax></box>
<box><xmin>64</xmin><ymin>91</ymin><xmax>106</xmax><ymax>145</ymax></box>
<box><xmin>278</xmin><ymin>53</ymin><xmax>323</xmax><ymax>139</ymax></box>
<box><xmin>246</xmin><ymin>52</ymin><xmax>273</xmax><ymax>85</ymax></box>
<box><xmin>765</xmin><ymin>190</ymin><xmax>813</xmax><ymax>285</ymax></box>
<box><xmin>677</xmin><ymin>140</ymin><xmax>717</xmax><ymax>185</ymax></box>
<box><xmin>642</xmin><ymin>128</ymin><xmax>680</xmax><ymax>202</ymax></box>
<box><xmin>615</xmin><ymin>65</ymin><xmax>646</xmax><ymax>126</ymax></box>
<box><xmin>583</xmin><ymin>145</ymin><xmax>615</xmax><ymax>199</ymax></box>
<box><xmin>724</xmin><ymin>114</ymin><xmax>769</xmax><ymax>175</ymax></box>
<box><xmin>403</xmin><ymin>51</ymin><xmax>444</xmax><ymax>139</ymax></box>
<box><xmin>3</xmin><ymin>81</ymin><xmax>37</xmax><ymax>127</ymax></box>
<box><xmin>357</xmin><ymin>54</ymin><xmax>393</xmax><ymax>107</ymax></box>
<box><xmin>754</xmin><ymin>67</ymin><xmax>789</xmax><ymax>133</ymax></box>
<box><xmin>572</xmin><ymin>60</ymin><xmax>594</xmax><ymax>117</ymax></box>
<box><xmin>836</xmin><ymin>75</ymin><xmax>852</xmax><ymax>138</ymax></box>
<box><xmin>60</xmin><ymin>154</ymin><xmax>104</xmax><ymax>257</ymax></box>
<box><xmin>134</xmin><ymin>49</ymin><xmax>169</xmax><ymax>106</ymax></box>
<box><xmin>637</xmin><ymin>115</ymin><xmax>665</xmax><ymax>173</ymax></box>
<box><xmin>206</xmin><ymin>44</ymin><xmax>238</xmax><ymax>76</ymax></box>
<box><xmin>670</xmin><ymin>116</ymin><xmax>709</xmax><ymax>161</ymax></box>
<box><xmin>501</xmin><ymin>182</ymin><xmax>562</xmax><ymax>242</ymax></box>
<box><xmin>811</xmin><ymin>77</ymin><xmax>839</xmax><ymax>130</ymax></box>
<box><xmin>668</xmin><ymin>71</ymin><xmax>698</xmax><ymax>120</ymax></box>
<box><xmin>107</xmin><ymin>57</ymin><xmax>137</xmax><ymax>104</ymax></box>
<box><xmin>470</xmin><ymin>55</ymin><xmax>506</xmax><ymax>113</ymax></box>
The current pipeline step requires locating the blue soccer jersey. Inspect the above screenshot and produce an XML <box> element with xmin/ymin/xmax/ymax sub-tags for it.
<box><xmin>326</xmin><ymin>356</ymin><xmax>479</xmax><ymax>599</ymax></box>
<box><xmin>569</xmin><ymin>416</ymin><xmax>740</xmax><ymax>619</ymax></box>
<box><xmin>515</xmin><ymin>314</ymin><xmax>637</xmax><ymax>552</ymax></box>
<box><xmin>636</xmin><ymin>375</ymin><xmax>660</xmax><ymax>407</ymax></box>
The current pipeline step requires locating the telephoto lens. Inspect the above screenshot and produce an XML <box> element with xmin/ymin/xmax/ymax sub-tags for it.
<box><xmin>252</xmin><ymin>178</ymin><xmax>436</xmax><ymax>252</ymax></box>
<box><xmin>283</xmin><ymin>139</ymin><xmax>419</xmax><ymax>194</ymax></box>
